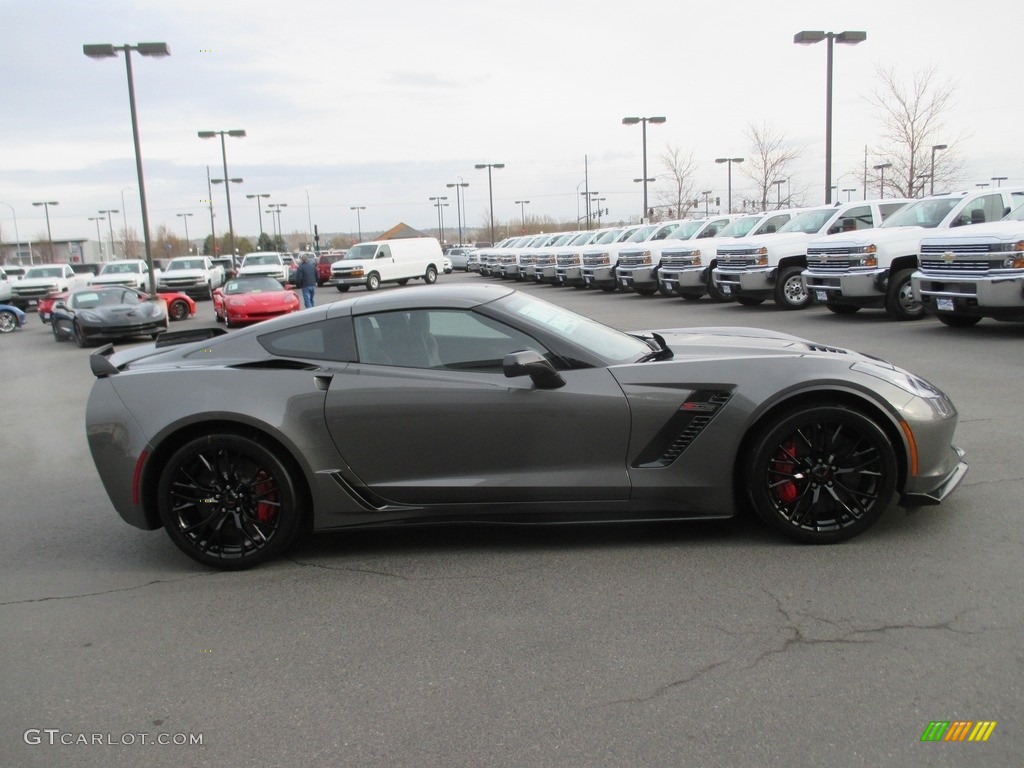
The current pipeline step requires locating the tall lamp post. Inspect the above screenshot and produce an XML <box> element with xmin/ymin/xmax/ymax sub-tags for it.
<box><xmin>715</xmin><ymin>157</ymin><xmax>744</xmax><ymax>213</ymax></box>
<box><xmin>98</xmin><ymin>208</ymin><xmax>119</xmax><ymax>260</ymax></box>
<box><xmin>199</xmin><ymin>129</ymin><xmax>246</xmax><ymax>260</ymax></box>
<box><xmin>176</xmin><ymin>212</ymin><xmax>193</xmax><ymax>254</ymax></box>
<box><xmin>267</xmin><ymin>203</ymin><xmax>287</xmax><ymax>240</ymax></box>
<box><xmin>794</xmin><ymin>30</ymin><xmax>867</xmax><ymax>204</ymax></box>
<box><xmin>84</xmin><ymin>42</ymin><xmax>169</xmax><ymax>294</ymax></box>
<box><xmin>0</xmin><ymin>202</ymin><xmax>24</xmax><ymax>264</ymax></box>
<box><xmin>772</xmin><ymin>179</ymin><xmax>787</xmax><ymax>208</ymax></box>
<box><xmin>32</xmin><ymin>201</ymin><xmax>58</xmax><ymax>262</ymax></box>
<box><xmin>843</xmin><ymin>187</ymin><xmax>856</xmax><ymax>201</ymax></box>
<box><xmin>633</xmin><ymin>178</ymin><xmax>655</xmax><ymax>217</ymax></box>
<box><xmin>515</xmin><ymin>200</ymin><xmax>530</xmax><ymax>233</ymax></box>
<box><xmin>872</xmin><ymin>162</ymin><xmax>892</xmax><ymax>198</ymax></box>
<box><xmin>350</xmin><ymin>206</ymin><xmax>365</xmax><ymax>242</ymax></box>
<box><xmin>88</xmin><ymin>216</ymin><xmax>105</xmax><ymax>260</ymax></box>
<box><xmin>622</xmin><ymin>116</ymin><xmax>666</xmax><ymax>221</ymax></box>
<box><xmin>701</xmin><ymin>190</ymin><xmax>713</xmax><ymax>216</ymax></box>
<box><xmin>992</xmin><ymin>176</ymin><xmax>1008</xmax><ymax>188</ymax></box>
<box><xmin>246</xmin><ymin>193</ymin><xmax>271</xmax><ymax>236</ymax></box>
<box><xmin>429</xmin><ymin>196</ymin><xmax>449</xmax><ymax>244</ymax></box>
<box><xmin>446</xmin><ymin>181</ymin><xmax>469</xmax><ymax>245</ymax></box>
<box><xmin>929</xmin><ymin>144</ymin><xmax>947</xmax><ymax>195</ymax></box>
<box><xmin>474</xmin><ymin>163</ymin><xmax>504</xmax><ymax>245</ymax></box>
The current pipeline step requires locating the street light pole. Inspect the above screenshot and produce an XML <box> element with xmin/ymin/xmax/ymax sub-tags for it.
<box><xmin>350</xmin><ymin>206</ymin><xmax>365</xmax><ymax>242</ymax></box>
<box><xmin>446</xmin><ymin>181</ymin><xmax>469</xmax><ymax>245</ymax></box>
<box><xmin>930</xmin><ymin>144</ymin><xmax>947</xmax><ymax>195</ymax></box>
<box><xmin>89</xmin><ymin>216</ymin><xmax>105</xmax><ymax>260</ymax></box>
<box><xmin>515</xmin><ymin>200</ymin><xmax>530</xmax><ymax>233</ymax></box>
<box><xmin>176</xmin><ymin>212</ymin><xmax>193</xmax><ymax>254</ymax></box>
<box><xmin>429</xmin><ymin>196</ymin><xmax>449</xmax><ymax>243</ymax></box>
<box><xmin>622</xmin><ymin>116</ymin><xmax>666</xmax><ymax>221</ymax></box>
<box><xmin>872</xmin><ymin>163</ymin><xmax>892</xmax><ymax>198</ymax></box>
<box><xmin>843</xmin><ymin>187</ymin><xmax>856</xmax><ymax>202</ymax></box>
<box><xmin>267</xmin><ymin>203</ymin><xmax>287</xmax><ymax>240</ymax></box>
<box><xmin>98</xmin><ymin>209</ymin><xmax>118</xmax><ymax>262</ymax></box>
<box><xmin>0</xmin><ymin>202</ymin><xmax>24</xmax><ymax>264</ymax></box>
<box><xmin>794</xmin><ymin>30</ymin><xmax>867</xmax><ymax>204</ymax></box>
<box><xmin>31</xmin><ymin>201</ymin><xmax>58</xmax><ymax>262</ymax></box>
<box><xmin>992</xmin><ymin>176</ymin><xmax>1008</xmax><ymax>188</ymax></box>
<box><xmin>772</xmin><ymin>179</ymin><xmax>787</xmax><ymax>208</ymax></box>
<box><xmin>474</xmin><ymin>163</ymin><xmax>504</xmax><ymax>245</ymax></box>
<box><xmin>84</xmin><ymin>42</ymin><xmax>170</xmax><ymax>294</ymax></box>
<box><xmin>701</xmin><ymin>190</ymin><xmax>712</xmax><ymax>216</ymax></box>
<box><xmin>246</xmin><ymin>193</ymin><xmax>270</xmax><ymax>236</ymax></box>
<box><xmin>715</xmin><ymin>157</ymin><xmax>744</xmax><ymax>213</ymax></box>
<box><xmin>199</xmin><ymin>129</ymin><xmax>246</xmax><ymax>259</ymax></box>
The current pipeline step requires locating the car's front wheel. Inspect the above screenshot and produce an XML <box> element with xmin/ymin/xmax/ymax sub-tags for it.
<box><xmin>366</xmin><ymin>273</ymin><xmax>381</xmax><ymax>291</ymax></box>
<box><xmin>73</xmin><ymin>322</ymin><xmax>88</xmax><ymax>348</ymax></box>
<box><xmin>0</xmin><ymin>310</ymin><xmax>17</xmax><ymax>333</ymax></box>
<box><xmin>746</xmin><ymin>405</ymin><xmax>897</xmax><ymax>543</ymax></box>
<box><xmin>774</xmin><ymin>267</ymin><xmax>813</xmax><ymax>309</ymax></box>
<box><xmin>885</xmin><ymin>268</ymin><xmax>924</xmax><ymax>320</ymax></box>
<box><xmin>168</xmin><ymin>299</ymin><xmax>190</xmax><ymax>321</ymax></box>
<box><xmin>157</xmin><ymin>433</ymin><xmax>303</xmax><ymax>570</ymax></box>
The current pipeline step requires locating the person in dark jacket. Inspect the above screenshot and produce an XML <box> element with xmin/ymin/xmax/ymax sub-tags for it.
<box><xmin>295</xmin><ymin>255</ymin><xmax>317</xmax><ymax>308</ymax></box>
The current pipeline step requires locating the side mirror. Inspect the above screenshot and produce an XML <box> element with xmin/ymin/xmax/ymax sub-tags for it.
<box><xmin>503</xmin><ymin>350</ymin><xmax>565</xmax><ymax>389</ymax></box>
<box><xmin>54</xmin><ymin>301</ymin><xmax>67</xmax><ymax>311</ymax></box>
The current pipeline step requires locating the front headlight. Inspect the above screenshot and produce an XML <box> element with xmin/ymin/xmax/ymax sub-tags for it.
<box><xmin>992</xmin><ymin>240</ymin><xmax>1024</xmax><ymax>252</ymax></box>
<box><xmin>755</xmin><ymin>247</ymin><xmax>768</xmax><ymax>267</ymax></box>
<box><xmin>78</xmin><ymin>311</ymin><xmax>100</xmax><ymax>322</ymax></box>
<box><xmin>851</xmin><ymin>361</ymin><xmax>944</xmax><ymax>398</ymax></box>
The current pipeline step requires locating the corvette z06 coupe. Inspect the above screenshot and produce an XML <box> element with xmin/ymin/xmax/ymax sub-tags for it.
<box><xmin>85</xmin><ymin>284</ymin><xmax>967</xmax><ymax>569</ymax></box>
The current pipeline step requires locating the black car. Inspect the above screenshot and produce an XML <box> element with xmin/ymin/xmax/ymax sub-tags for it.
<box><xmin>52</xmin><ymin>286</ymin><xmax>168</xmax><ymax>347</ymax></box>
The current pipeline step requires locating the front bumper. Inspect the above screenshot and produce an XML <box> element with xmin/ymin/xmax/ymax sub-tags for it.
<box><xmin>713</xmin><ymin>267</ymin><xmax>775</xmax><ymax>298</ymax></box>
<box><xmin>913</xmin><ymin>271</ymin><xmax>1024</xmax><ymax>317</ymax></box>
<box><xmin>582</xmin><ymin>266</ymin><xmax>615</xmax><ymax>287</ymax></box>
<box><xmin>804</xmin><ymin>268</ymin><xmax>887</xmax><ymax>302</ymax></box>
<box><xmin>617</xmin><ymin>266</ymin><xmax>657</xmax><ymax>291</ymax></box>
<box><xmin>658</xmin><ymin>266</ymin><xmax>707</xmax><ymax>294</ymax></box>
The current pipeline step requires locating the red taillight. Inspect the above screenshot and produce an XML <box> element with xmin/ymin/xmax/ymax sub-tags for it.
<box><xmin>132</xmin><ymin>450</ymin><xmax>149</xmax><ymax>505</ymax></box>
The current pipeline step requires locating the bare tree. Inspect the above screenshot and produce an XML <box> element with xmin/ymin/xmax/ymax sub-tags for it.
<box><xmin>654</xmin><ymin>143</ymin><xmax>698</xmax><ymax>219</ymax></box>
<box><xmin>740</xmin><ymin>122</ymin><xmax>803</xmax><ymax>210</ymax></box>
<box><xmin>865</xmin><ymin>64</ymin><xmax>966</xmax><ymax>198</ymax></box>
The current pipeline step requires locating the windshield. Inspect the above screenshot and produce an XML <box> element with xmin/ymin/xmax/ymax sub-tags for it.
<box><xmin>778</xmin><ymin>208</ymin><xmax>836</xmax><ymax>234</ymax></box>
<box><xmin>494</xmin><ymin>291</ymin><xmax>650</xmax><ymax>365</ymax></box>
<box><xmin>100</xmin><ymin>262</ymin><xmax>140</xmax><ymax>274</ymax></box>
<box><xmin>168</xmin><ymin>259</ymin><xmax>207</xmax><ymax>271</ymax></box>
<box><xmin>667</xmin><ymin>220</ymin><xmax>706</xmax><ymax>240</ymax></box>
<box><xmin>568</xmin><ymin>232</ymin><xmax>596</xmax><ymax>246</ymax></box>
<box><xmin>224</xmin><ymin>276</ymin><xmax>283</xmax><ymax>294</ymax></box>
<box><xmin>25</xmin><ymin>267</ymin><xmax>65</xmax><ymax>279</ymax></box>
<box><xmin>881</xmin><ymin>197</ymin><xmax>962</xmax><ymax>228</ymax></box>
<box><xmin>242</xmin><ymin>254</ymin><xmax>282</xmax><ymax>266</ymax></box>
<box><xmin>593</xmin><ymin>229</ymin><xmax>624</xmax><ymax>245</ymax></box>
<box><xmin>71</xmin><ymin>288</ymin><xmax>142</xmax><ymax>308</ymax></box>
<box><xmin>625</xmin><ymin>225</ymin><xmax>659</xmax><ymax>243</ymax></box>
<box><xmin>717</xmin><ymin>216</ymin><xmax>761</xmax><ymax>238</ymax></box>
<box><xmin>1004</xmin><ymin>202</ymin><xmax>1024</xmax><ymax>221</ymax></box>
<box><xmin>345</xmin><ymin>244</ymin><xmax>377</xmax><ymax>260</ymax></box>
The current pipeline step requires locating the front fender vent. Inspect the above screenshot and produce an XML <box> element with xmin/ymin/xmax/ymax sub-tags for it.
<box><xmin>634</xmin><ymin>390</ymin><xmax>732</xmax><ymax>468</ymax></box>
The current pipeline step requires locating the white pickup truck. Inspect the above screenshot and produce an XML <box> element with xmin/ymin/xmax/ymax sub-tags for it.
<box><xmin>10</xmin><ymin>263</ymin><xmax>90</xmax><ymax>309</ymax></box>
<box><xmin>713</xmin><ymin>199</ymin><xmax>912</xmax><ymax>309</ymax></box>
<box><xmin>911</xmin><ymin>200</ymin><xmax>1024</xmax><ymax>326</ymax></box>
<box><xmin>657</xmin><ymin>210</ymin><xmax>800</xmax><ymax>300</ymax></box>
<box><xmin>156</xmin><ymin>256</ymin><xmax>225</xmax><ymax>298</ymax></box>
<box><xmin>89</xmin><ymin>259</ymin><xmax>157</xmax><ymax>292</ymax></box>
<box><xmin>615</xmin><ymin>218</ymin><xmax>732</xmax><ymax>295</ymax></box>
<box><xmin>802</xmin><ymin>188</ymin><xmax>1024</xmax><ymax>320</ymax></box>
<box><xmin>580</xmin><ymin>224</ymin><xmax>653</xmax><ymax>291</ymax></box>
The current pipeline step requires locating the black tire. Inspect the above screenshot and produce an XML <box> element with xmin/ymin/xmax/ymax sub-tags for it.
<box><xmin>680</xmin><ymin>292</ymin><xmax>703</xmax><ymax>301</ymax></box>
<box><xmin>825</xmin><ymin>303</ymin><xmax>860</xmax><ymax>315</ymax></box>
<box><xmin>884</xmin><ymin>268</ymin><xmax>924</xmax><ymax>321</ymax></box>
<box><xmin>658</xmin><ymin>285</ymin><xmax>675</xmax><ymax>297</ymax></box>
<box><xmin>397</xmin><ymin>278</ymin><xmax>409</xmax><ymax>285</ymax></box>
<box><xmin>225</xmin><ymin>314</ymin><xmax>234</xmax><ymax>328</ymax></box>
<box><xmin>157</xmin><ymin>433</ymin><xmax>303</xmax><ymax>570</ymax></box>
<box><xmin>0</xmin><ymin>310</ymin><xmax>16</xmax><ymax>333</ymax></box>
<box><xmin>168</xmin><ymin>299</ymin><xmax>189</xmax><ymax>321</ymax></box>
<box><xmin>635</xmin><ymin>287</ymin><xmax>657</xmax><ymax>296</ymax></box>
<box><xmin>599</xmin><ymin>284</ymin><xmax>617</xmax><ymax>293</ymax></box>
<box><xmin>336</xmin><ymin>285</ymin><xmax>350</xmax><ymax>293</ymax></box>
<box><xmin>73</xmin><ymin>322</ymin><xmax>88</xmax><ymax>348</ymax></box>
<box><xmin>774</xmin><ymin>266</ymin><xmax>813</xmax><ymax>309</ymax></box>
<box><xmin>706</xmin><ymin>270</ymin><xmax>729</xmax><ymax>302</ymax></box>
<box><xmin>366</xmin><ymin>273</ymin><xmax>381</xmax><ymax>291</ymax></box>
<box><xmin>423</xmin><ymin>266</ymin><xmax>438</xmax><ymax>285</ymax></box>
<box><xmin>52</xmin><ymin>320</ymin><xmax>63</xmax><ymax>341</ymax></box>
<box><xmin>205</xmin><ymin>283</ymin><xmax>214</xmax><ymax>300</ymax></box>
<box><xmin>935</xmin><ymin>313</ymin><xmax>981</xmax><ymax>328</ymax></box>
<box><xmin>746</xmin><ymin>405</ymin><xmax>897</xmax><ymax>543</ymax></box>
<box><xmin>736</xmin><ymin>296</ymin><xmax>764</xmax><ymax>306</ymax></box>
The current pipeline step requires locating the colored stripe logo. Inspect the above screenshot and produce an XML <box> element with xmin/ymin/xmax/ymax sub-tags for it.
<box><xmin>921</xmin><ymin>721</ymin><xmax>997</xmax><ymax>742</ymax></box>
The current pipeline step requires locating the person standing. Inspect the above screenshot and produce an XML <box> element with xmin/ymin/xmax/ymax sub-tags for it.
<box><xmin>296</xmin><ymin>254</ymin><xmax>317</xmax><ymax>309</ymax></box>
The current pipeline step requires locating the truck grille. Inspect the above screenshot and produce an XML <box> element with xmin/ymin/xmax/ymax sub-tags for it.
<box><xmin>805</xmin><ymin>251</ymin><xmax>857</xmax><ymax>271</ymax></box>
<box><xmin>716</xmin><ymin>253</ymin><xmax>756</xmax><ymax>268</ymax></box>
<box><xmin>918</xmin><ymin>258</ymin><xmax>998</xmax><ymax>274</ymax></box>
<box><xmin>583</xmin><ymin>254</ymin><xmax>610</xmax><ymax>267</ymax></box>
<box><xmin>556</xmin><ymin>254</ymin><xmax>580</xmax><ymax>266</ymax></box>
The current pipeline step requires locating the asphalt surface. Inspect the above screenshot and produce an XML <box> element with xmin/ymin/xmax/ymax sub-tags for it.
<box><xmin>1</xmin><ymin>272</ymin><xmax>1020</xmax><ymax>768</ymax></box>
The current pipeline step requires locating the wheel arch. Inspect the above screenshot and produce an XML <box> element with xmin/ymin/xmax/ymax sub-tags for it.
<box><xmin>140</xmin><ymin>419</ymin><xmax>314</xmax><ymax>530</ymax></box>
<box><xmin>733</xmin><ymin>388</ymin><xmax>909</xmax><ymax>507</ymax></box>
<box><xmin>889</xmin><ymin>254</ymin><xmax>918</xmax><ymax>274</ymax></box>
<box><xmin>777</xmin><ymin>254</ymin><xmax>808</xmax><ymax>270</ymax></box>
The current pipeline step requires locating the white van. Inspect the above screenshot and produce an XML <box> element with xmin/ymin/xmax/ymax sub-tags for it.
<box><xmin>329</xmin><ymin>237</ymin><xmax>443</xmax><ymax>291</ymax></box>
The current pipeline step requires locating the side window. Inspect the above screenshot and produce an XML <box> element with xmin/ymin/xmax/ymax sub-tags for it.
<box><xmin>376</xmin><ymin>245</ymin><xmax>392</xmax><ymax>260</ymax></box>
<box><xmin>355</xmin><ymin>309</ymin><xmax>546</xmax><ymax>371</ymax></box>
<box><xmin>830</xmin><ymin>206</ymin><xmax>871</xmax><ymax>233</ymax></box>
<box><xmin>258</xmin><ymin>317</ymin><xmax>357</xmax><ymax>362</ymax></box>
<box><xmin>763</xmin><ymin>214</ymin><xmax>790</xmax><ymax>233</ymax></box>
<box><xmin>879</xmin><ymin>202</ymin><xmax>906</xmax><ymax>222</ymax></box>
<box><xmin>975</xmin><ymin>194</ymin><xmax>1004</xmax><ymax>224</ymax></box>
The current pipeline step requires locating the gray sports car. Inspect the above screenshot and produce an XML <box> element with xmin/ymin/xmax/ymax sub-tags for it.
<box><xmin>85</xmin><ymin>284</ymin><xmax>967</xmax><ymax>569</ymax></box>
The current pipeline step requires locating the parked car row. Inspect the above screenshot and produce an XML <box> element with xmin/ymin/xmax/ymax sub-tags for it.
<box><xmin>468</xmin><ymin>188</ymin><xmax>1024</xmax><ymax>327</ymax></box>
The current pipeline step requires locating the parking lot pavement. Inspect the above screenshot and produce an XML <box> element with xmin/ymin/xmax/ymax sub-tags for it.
<box><xmin>1</xmin><ymin>275</ymin><xmax>1021</xmax><ymax>768</ymax></box>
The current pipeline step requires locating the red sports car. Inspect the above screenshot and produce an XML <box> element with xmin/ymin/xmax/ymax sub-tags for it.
<box><xmin>213</xmin><ymin>275</ymin><xmax>301</xmax><ymax>327</ymax></box>
<box><xmin>37</xmin><ymin>290</ymin><xmax>196</xmax><ymax>323</ymax></box>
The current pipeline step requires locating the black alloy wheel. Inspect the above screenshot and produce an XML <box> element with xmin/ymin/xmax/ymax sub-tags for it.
<box><xmin>746</xmin><ymin>405</ymin><xmax>897</xmax><ymax>543</ymax></box>
<box><xmin>168</xmin><ymin>299</ymin><xmax>190</xmax><ymax>321</ymax></box>
<box><xmin>157</xmin><ymin>434</ymin><xmax>302</xmax><ymax>569</ymax></box>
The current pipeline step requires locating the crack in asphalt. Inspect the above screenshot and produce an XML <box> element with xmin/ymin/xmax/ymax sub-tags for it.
<box><xmin>0</xmin><ymin>572</ymin><xmax>213</xmax><ymax>606</ymax></box>
<box><xmin>283</xmin><ymin>556</ymin><xmax>411</xmax><ymax>580</ymax></box>
<box><xmin>595</xmin><ymin>587</ymin><xmax>978</xmax><ymax>708</ymax></box>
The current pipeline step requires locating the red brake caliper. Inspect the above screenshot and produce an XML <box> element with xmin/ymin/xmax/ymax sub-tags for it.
<box><xmin>774</xmin><ymin>439</ymin><xmax>800</xmax><ymax>504</ymax></box>
<box><xmin>254</xmin><ymin>470</ymin><xmax>277</xmax><ymax>524</ymax></box>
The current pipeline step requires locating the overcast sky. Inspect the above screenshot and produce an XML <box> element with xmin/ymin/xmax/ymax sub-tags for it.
<box><xmin>3</xmin><ymin>0</ymin><xmax>1023</xmax><ymax>248</ymax></box>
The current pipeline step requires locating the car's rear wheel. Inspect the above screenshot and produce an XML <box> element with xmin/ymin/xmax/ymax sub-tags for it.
<box><xmin>366</xmin><ymin>273</ymin><xmax>381</xmax><ymax>291</ymax></box>
<box><xmin>935</xmin><ymin>312</ymin><xmax>981</xmax><ymax>328</ymax></box>
<box><xmin>884</xmin><ymin>268</ymin><xmax>924</xmax><ymax>320</ymax></box>
<box><xmin>0</xmin><ymin>310</ymin><xmax>16</xmax><ymax>333</ymax></box>
<box><xmin>168</xmin><ymin>299</ymin><xmax>190</xmax><ymax>321</ymax></box>
<box><xmin>746</xmin><ymin>405</ymin><xmax>897</xmax><ymax>543</ymax></box>
<box><xmin>423</xmin><ymin>266</ymin><xmax>438</xmax><ymax>285</ymax></box>
<box><xmin>157</xmin><ymin>433</ymin><xmax>302</xmax><ymax>570</ymax></box>
<box><xmin>774</xmin><ymin>266</ymin><xmax>813</xmax><ymax>309</ymax></box>
<box><xmin>73</xmin><ymin>322</ymin><xmax>88</xmax><ymax>348</ymax></box>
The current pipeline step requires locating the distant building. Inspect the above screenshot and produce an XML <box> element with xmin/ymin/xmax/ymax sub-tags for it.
<box><xmin>0</xmin><ymin>238</ymin><xmax>95</xmax><ymax>265</ymax></box>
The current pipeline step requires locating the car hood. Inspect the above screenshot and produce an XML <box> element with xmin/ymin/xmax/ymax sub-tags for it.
<box><xmin>161</xmin><ymin>269</ymin><xmax>206</xmax><ymax>278</ymax></box>
<box><xmin>648</xmin><ymin>326</ymin><xmax>875</xmax><ymax>363</ymax></box>
<box><xmin>79</xmin><ymin>303</ymin><xmax>165</xmax><ymax>322</ymax></box>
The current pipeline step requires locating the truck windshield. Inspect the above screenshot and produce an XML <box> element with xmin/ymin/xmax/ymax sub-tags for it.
<box><xmin>778</xmin><ymin>208</ymin><xmax>835</xmax><ymax>235</ymax></box>
<box><xmin>168</xmin><ymin>260</ymin><xmax>206</xmax><ymax>271</ymax></box>
<box><xmin>667</xmin><ymin>220</ymin><xmax>706</xmax><ymax>240</ymax></box>
<box><xmin>345</xmin><ymin>244</ymin><xmax>378</xmax><ymax>260</ymax></box>
<box><xmin>881</xmin><ymin>198</ymin><xmax>960</xmax><ymax>228</ymax></box>
<box><xmin>717</xmin><ymin>216</ymin><xmax>761</xmax><ymax>238</ymax></box>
